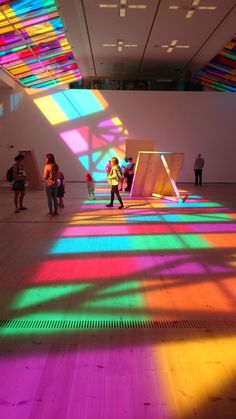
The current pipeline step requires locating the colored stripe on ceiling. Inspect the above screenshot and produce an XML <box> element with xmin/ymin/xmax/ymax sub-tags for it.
<box><xmin>196</xmin><ymin>35</ymin><xmax>236</xmax><ymax>92</ymax></box>
<box><xmin>0</xmin><ymin>0</ymin><xmax>81</xmax><ymax>87</ymax></box>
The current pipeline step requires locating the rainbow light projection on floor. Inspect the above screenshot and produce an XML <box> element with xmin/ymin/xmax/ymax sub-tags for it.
<box><xmin>196</xmin><ymin>34</ymin><xmax>236</xmax><ymax>92</ymax></box>
<box><xmin>2</xmin><ymin>187</ymin><xmax>236</xmax><ymax>331</ymax></box>
<box><xmin>0</xmin><ymin>0</ymin><xmax>81</xmax><ymax>87</ymax></box>
<box><xmin>33</xmin><ymin>89</ymin><xmax>128</xmax><ymax>180</ymax></box>
<box><xmin>1</xmin><ymin>187</ymin><xmax>236</xmax><ymax>418</ymax></box>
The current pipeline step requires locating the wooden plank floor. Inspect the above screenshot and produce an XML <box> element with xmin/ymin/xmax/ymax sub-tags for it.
<box><xmin>0</xmin><ymin>182</ymin><xmax>236</xmax><ymax>419</ymax></box>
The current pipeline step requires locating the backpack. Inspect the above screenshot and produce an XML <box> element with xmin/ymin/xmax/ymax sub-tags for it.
<box><xmin>6</xmin><ymin>166</ymin><xmax>13</xmax><ymax>182</ymax></box>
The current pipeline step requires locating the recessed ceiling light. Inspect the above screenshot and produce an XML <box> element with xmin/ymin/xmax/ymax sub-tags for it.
<box><xmin>103</xmin><ymin>43</ymin><xmax>116</xmax><ymax>47</ymax></box>
<box><xmin>99</xmin><ymin>2</ymin><xmax>147</xmax><ymax>16</ymax></box>
<box><xmin>128</xmin><ymin>5</ymin><xmax>147</xmax><ymax>9</ymax></box>
<box><xmin>159</xmin><ymin>40</ymin><xmax>190</xmax><ymax>52</ymax></box>
<box><xmin>169</xmin><ymin>1</ymin><xmax>217</xmax><ymax>19</ymax></box>
<box><xmin>198</xmin><ymin>6</ymin><xmax>217</xmax><ymax>10</ymax></box>
<box><xmin>120</xmin><ymin>6</ymin><xmax>126</xmax><ymax>16</ymax></box>
<box><xmin>185</xmin><ymin>9</ymin><xmax>194</xmax><ymax>18</ymax></box>
<box><xmin>176</xmin><ymin>45</ymin><xmax>190</xmax><ymax>48</ymax></box>
<box><xmin>99</xmin><ymin>4</ymin><xmax>118</xmax><ymax>8</ymax></box>
<box><xmin>103</xmin><ymin>39</ymin><xmax>138</xmax><ymax>52</ymax></box>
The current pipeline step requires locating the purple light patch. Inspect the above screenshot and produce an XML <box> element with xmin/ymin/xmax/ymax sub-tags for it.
<box><xmin>190</xmin><ymin>223</ymin><xmax>236</xmax><ymax>233</ymax></box>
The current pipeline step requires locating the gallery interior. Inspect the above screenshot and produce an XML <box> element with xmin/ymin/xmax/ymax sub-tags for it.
<box><xmin>0</xmin><ymin>1</ymin><xmax>236</xmax><ymax>418</ymax></box>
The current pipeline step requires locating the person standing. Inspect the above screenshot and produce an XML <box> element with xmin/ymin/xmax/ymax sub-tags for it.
<box><xmin>105</xmin><ymin>160</ymin><xmax>112</xmax><ymax>176</ymax></box>
<box><xmin>106</xmin><ymin>157</ymin><xmax>124</xmax><ymax>209</ymax></box>
<box><xmin>194</xmin><ymin>153</ymin><xmax>204</xmax><ymax>186</ymax></box>
<box><xmin>119</xmin><ymin>156</ymin><xmax>129</xmax><ymax>191</ymax></box>
<box><xmin>12</xmin><ymin>153</ymin><xmax>27</xmax><ymax>213</ymax></box>
<box><xmin>57</xmin><ymin>170</ymin><xmax>65</xmax><ymax>207</ymax></box>
<box><xmin>125</xmin><ymin>157</ymin><xmax>135</xmax><ymax>192</ymax></box>
<box><xmin>44</xmin><ymin>153</ymin><xmax>59</xmax><ymax>216</ymax></box>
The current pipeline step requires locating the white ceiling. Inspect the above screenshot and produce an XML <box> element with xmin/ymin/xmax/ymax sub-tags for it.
<box><xmin>58</xmin><ymin>0</ymin><xmax>236</xmax><ymax>82</ymax></box>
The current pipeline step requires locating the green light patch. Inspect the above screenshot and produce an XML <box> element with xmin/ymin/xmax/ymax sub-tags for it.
<box><xmin>11</xmin><ymin>284</ymin><xmax>89</xmax><ymax>310</ymax></box>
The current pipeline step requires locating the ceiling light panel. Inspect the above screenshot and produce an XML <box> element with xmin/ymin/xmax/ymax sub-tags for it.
<box><xmin>159</xmin><ymin>40</ymin><xmax>190</xmax><ymax>53</ymax></box>
<box><xmin>169</xmin><ymin>1</ymin><xmax>217</xmax><ymax>19</ymax></box>
<box><xmin>0</xmin><ymin>0</ymin><xmax>81</xmax><ymax>88</ymax></box>
<box><xmin>99</xmin><ymin>4</ymin><xmax>118</xmax><ymax>8</ymax></box>
<box><xmin>99</xmin><ymin>1</ymin><xmax>147</xmax><ymax>17</ymax></box>
<box><xmin>102</xmin><ymin>39</ymin><xmax>137</xmax><ymax>52</ymax></box>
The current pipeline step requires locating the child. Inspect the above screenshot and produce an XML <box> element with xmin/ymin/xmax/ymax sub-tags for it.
<box><xmin>106</xmin><ymin>160</ymin><xmax>112</xmax><ymax>176</ymax></box>
<box><xmin>57</xmin><ymin>171</ymin><xmax>65</xmax><ymax>207</ymax></box>
<box><xmin>85</xmin><ymin>173</ymin><xmax>96</xmax><ymax>200</ymax></box>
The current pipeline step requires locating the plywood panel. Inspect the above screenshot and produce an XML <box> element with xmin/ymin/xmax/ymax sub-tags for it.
<box><xmin>131</xmin><ymin>151</ymin><xmax>184</xmax><ymax>198</ymax></box>
<box><xmin>19</xmin><ymin>150</ymin><xmax>44</xmax><ymax>190</ymax></box>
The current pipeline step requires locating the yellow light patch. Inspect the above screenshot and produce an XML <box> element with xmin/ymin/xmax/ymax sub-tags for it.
<box><xmin>92</xmin><ymin>90</ymin><xmax>108</xmax><ymax>109</ymax></box>
<box><xmin>157</xmin><ymin>335</ymin><xmax>236</xmax><ymax>416</ymax></box>
<box><xmin>34</xmin><ymin>96</ymin><xmax>68</xmax><ymax>125</ymax></box>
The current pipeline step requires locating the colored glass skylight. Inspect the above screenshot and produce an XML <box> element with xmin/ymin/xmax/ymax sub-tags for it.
<box><xmin>196</xmin><ymin>34</ymin><xmax>236</xmax><ymax>92</ymax></box>
<box><xmin>0</xmin><ymin>0</ymin><xmax>81</xmax><ymax>87</ymax></box>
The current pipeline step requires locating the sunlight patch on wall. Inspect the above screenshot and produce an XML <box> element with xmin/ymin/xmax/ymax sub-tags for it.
<box><xmin>34</xmin><ymin>90</ymin><xmax>106</xmax><ymax>125</ymax></box>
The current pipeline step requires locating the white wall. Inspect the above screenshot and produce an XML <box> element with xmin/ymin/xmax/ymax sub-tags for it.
<box><xmin>0</xmin><ymin>86</ymin><xmax>236</xmax><ymax>182</ymax></box>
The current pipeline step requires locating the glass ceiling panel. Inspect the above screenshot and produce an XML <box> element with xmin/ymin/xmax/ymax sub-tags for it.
<box><xmin>196</xmin><ymin>35</ymin><xmax>236</xmax><ymax>92</ymax></box>
<box><xmin>0</xmin><ymin>0</ymin><xmax>81</xmax><ymax>88</ymax></box>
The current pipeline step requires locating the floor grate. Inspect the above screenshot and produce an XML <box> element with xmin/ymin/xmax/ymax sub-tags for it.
<box><xmin>1</xmin><ymin>319</ymin><xmax>236</xmax><ymax>330</ymax></box>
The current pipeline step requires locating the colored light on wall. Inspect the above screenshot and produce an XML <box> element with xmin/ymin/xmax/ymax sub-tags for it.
<box><xmin>34</xmin><ymin>95</ymin><xmax>68</xmax><ymax>124</ymax></box>
<box><xmin>34</xmin><ymin>90</ymin><xmax>106</xmax><ymax>125</ymax></box>
<box><xmin>61</xmin><ymin>129</ymin><xmax>89</xmax><ymax>154</ymax></box>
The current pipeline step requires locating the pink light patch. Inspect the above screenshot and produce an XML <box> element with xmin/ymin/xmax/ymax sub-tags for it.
<box><xmin>101</xmin><ymin>134</ymin><xmax>114</xmax><ymax>142</ymax></box>
<box><xmin>60</xmin><ymin>129</ymin><xmax>88</xmax><ymax>154</ymax></box>
<box><xmin>60</xmin><ymin>224</ymin><xmax>192</xmax><ymax>237</ymax></box>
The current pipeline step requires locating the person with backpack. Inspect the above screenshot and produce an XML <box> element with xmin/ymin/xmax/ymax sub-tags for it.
<box><xmin>106</xmin><ymin>157</ymin><xmax>124</xmax><ymax>209</ymax></box>
<box><xmin>43</xmin><ymin>153</ymin><xmax>59</xmax><ymax>216</ymax></box>
<box><xmin>11</xmin><ymin>154</ymin><xmax>27</xmax><ymax>213</ymax></box>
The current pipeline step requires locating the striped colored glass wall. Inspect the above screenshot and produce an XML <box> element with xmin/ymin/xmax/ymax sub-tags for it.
<box><xmin>196</xmin><ymin>35</ymin><xmax>236</xmax><ymax>92</ymax></box>
<box><xmin>0</xmin><ymin>0</ymin><xmax>81</xmax><ymax>88</ymax></box>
